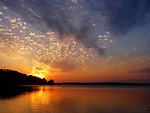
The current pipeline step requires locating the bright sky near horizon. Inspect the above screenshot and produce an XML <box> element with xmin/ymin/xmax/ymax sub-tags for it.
<box><xmin>0</xmin><ymin>0</ymin><xmax>150</xmax><ymax>83</ymax></box>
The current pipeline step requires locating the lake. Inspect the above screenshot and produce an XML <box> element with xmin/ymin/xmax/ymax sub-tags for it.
<box><xmin>0</xmin><ymin>85</ymin><xmax>150</xmax><ymax>113</ymax></box>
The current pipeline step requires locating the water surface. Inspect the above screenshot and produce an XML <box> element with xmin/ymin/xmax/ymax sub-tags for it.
<box><xmin>0</xmin><ymin>85</ymin><xmax>150</xmax><ymax>113</ymax></box>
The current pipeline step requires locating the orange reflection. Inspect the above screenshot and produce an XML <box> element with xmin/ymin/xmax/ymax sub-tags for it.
<box><xmin>1</xmin><ymin>86</ymin><xmax>150</xmax><ymax>113</ymax></box>
<box><xmin>29</xmin><ymin>86</ymin><xmax>150</xmax><ymax>113</ymax></box>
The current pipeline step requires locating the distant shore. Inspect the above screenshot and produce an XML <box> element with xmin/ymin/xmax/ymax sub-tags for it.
<box><xmin>2</xmin><ymin>82</ymin><xmax>150</xmax><ymax>87</ymax></box>
<box><xmin>54</xmin><ymin>82</ymin><xmax>150</xmax><ymax>87</ymax></box>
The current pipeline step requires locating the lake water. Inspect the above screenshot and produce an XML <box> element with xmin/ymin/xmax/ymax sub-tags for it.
<box><xmin>0</xmin><ymin>85</ymin><xmax>150</xmax><ymax>113</ymax></box>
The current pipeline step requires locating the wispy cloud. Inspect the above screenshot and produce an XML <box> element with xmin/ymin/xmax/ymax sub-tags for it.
<box><xmin>130</xmin><ymin>67</ymin><xmax>150</xmax><ymax>73</ymax></box>
<box><xmin>100</xmin><ymin>0</ymin><xmax>150</xmax><ymax>35</ymax></box>
<box><xmin>52</xmin><ymin>60</ymin><xmax>77</xmax><ymax>72</ymax></box>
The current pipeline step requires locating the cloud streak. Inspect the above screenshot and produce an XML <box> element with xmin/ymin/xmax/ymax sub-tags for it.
<box><xmin>130</xmin><ymin>67</ymin><xmax>150</xmax><ymax>74</ymax></box>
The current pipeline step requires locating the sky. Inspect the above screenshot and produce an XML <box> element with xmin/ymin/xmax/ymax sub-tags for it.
<box><xmin>0</xmin><ymin>0</ymin><xmax>150</xmax><ymax>83</ymax></box>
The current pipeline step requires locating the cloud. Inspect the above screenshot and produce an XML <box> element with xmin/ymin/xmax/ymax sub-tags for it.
<box><xmin>0</xmin><ymin>0</ymin><xmax>105</xmax><ymax>55</ymax></box>
<box><xmin>130</xmin><ymin>67</ymin><xmax>150</xmax><ymax>73</ymax></box>
<box><xmin>0</xmin><ymin>33</ymin><xmax>16</xmax><ymax>57</ymax></box>
<box><xmin>1</xmin><ymin>0</ymin><xmax>150</xmax><ymax>55</ymax></box>
<box><xmin>87</xmin><ymin>0</ymin><xmax>150</xmax><ymax>35</ymax></box>
<box><xmin>52</xmin><ymin>60</ymin><xmax>77</xmax><ymax>72</ymax></box>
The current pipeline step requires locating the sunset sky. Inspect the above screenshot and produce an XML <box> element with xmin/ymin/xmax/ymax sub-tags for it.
<box><xmin>0</xmin><ymin>0</ymin><xmax>150</xmax><ymax>83</ymax></box>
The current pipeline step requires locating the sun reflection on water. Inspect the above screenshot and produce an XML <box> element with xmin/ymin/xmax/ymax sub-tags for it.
<box><xmin>1</xmin><ymin>86</ymin><xmax>150</xmax><ymax>113</ymax></box>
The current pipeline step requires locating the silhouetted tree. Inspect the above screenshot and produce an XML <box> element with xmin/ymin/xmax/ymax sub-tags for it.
<box><xmin>48</xmin><ymin>79</ymin><xmax>55</xmax><ymax>85</ymax></box>
<box><xmin>42</xmin><ymin>78</ymin><xmax>47</xmax><ymax>83</ymax></box>
<box><xmin>0</xmin><ymin>69</ymin><xmax>48</xmax><ymax>85</ymax></box>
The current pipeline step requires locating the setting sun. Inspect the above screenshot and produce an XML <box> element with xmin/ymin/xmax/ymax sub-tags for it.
<box><xmin>35</xmin><ymin>75</ymin><xmax>44</xmax><ymax>79</ymax></box>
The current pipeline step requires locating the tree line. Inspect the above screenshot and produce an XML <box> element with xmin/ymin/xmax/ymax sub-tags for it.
<box><xmin>0</xmin><ymin>69</ymin><xmax>54</xmax><ymax>85</ymax></box>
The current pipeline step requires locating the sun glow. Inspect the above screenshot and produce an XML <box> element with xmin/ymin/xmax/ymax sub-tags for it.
<box><xmin>30</xmin><ymin>60</ymin><xmax>50</xmax><ymax>79</ymax></box>
<box><xmin>35</xmin><ymin>75</ymin><xmax>44</xmax><ymax>79</ymax></box>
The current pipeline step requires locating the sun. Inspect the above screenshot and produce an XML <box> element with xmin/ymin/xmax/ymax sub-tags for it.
<box><xmin>35</xmin><ymin>75</ymin><xmax>44</xmax><ymax>79</ymax></box>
